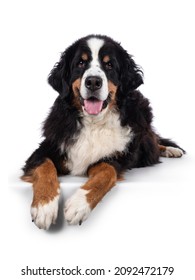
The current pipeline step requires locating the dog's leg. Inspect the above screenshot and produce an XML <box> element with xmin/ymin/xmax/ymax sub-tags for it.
<box><xmin>158</xmin><ymin>144</ymin><xmax>184</xmax><ymax>158</ymax></box>
<box><xmin>64</xmin><ymin>162</ymin><xmax>117</xmax><ymax>225</ymax></box>
<box><xmin>24</xmin><ymin>159</ymin><xmax>60</xmax><ymax>229</ymax></box>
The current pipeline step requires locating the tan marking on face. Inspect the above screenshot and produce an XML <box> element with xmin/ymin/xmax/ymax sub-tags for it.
<box><xmin>103</xmin><ymin>55</ymin><xmax>110</xmax><ymax>63</ymax></box>
<box><xmin>108</xmin><ymin>80</ymin><xmax>118</xmax><ymax>109</ymax></box>
<box><xmin>72</xmin><ymin>78</ymin><xmax>82</xmax><ymax>110</ymax></box>
<box><xmin>72</xmin><ymin>78</ymin><xmax>81</xmax><ymax>93</ymax></box>
<box><xmin>81</xmin><ymin>53</ymin><xmax>88</xmax><ymax>61</ymax></box>
<box><xmin>108</xmin><ymin>81</ymin><xmax>117</xmax><ymax>95</ymax></box>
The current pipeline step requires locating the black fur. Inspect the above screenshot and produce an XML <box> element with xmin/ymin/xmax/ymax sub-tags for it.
<box><xmin>22</xmin><ymin>35</ymin><xmax>183</xmax><ymax>177</ymax></box>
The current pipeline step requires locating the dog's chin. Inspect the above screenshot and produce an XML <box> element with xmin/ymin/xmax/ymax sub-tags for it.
<box><xmin>80</xmin><ymin>96</ymin><xmax>109</xmax><ymax>116</ymax></box>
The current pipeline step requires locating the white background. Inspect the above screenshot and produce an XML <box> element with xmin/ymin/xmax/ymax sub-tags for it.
<box><xmin>2</xmin><ymin>0</ymin><xmax>195</xmax><ymax>279</ymax></box>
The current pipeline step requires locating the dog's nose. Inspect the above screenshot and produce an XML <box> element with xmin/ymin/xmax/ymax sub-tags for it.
<box><xmin>85</xmin><ymin>76</ymin><xmax>102</xmax><ymax>91</ymax></box>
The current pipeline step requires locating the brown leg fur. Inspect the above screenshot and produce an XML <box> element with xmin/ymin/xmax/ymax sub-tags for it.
<box><xmin>31</xmin><ymin>159</ymin><xmax>60</xmax><ymax>207</ymax></box>
<box><xmin>82</xmin><ymin>162</ymin><xmax>117</xmax><ymax>209</ymax></box>
<box><xmin>23</xmin><ymin>159</ymin><xmax>60</xmax><ymax>229</ymax></box>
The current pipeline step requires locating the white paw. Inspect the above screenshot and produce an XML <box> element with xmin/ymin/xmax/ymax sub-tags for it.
<box><xmin>64</xmin><ymin>189</ymin><xmax>91</xmax><ymax>225</ymax></box>
<box><xmin>161</xmin><ymin>146</ymin><xmax>184</xmax><ymax>158</ymax></box>
<box><xmin>31</xmin><ymin>195</ymin><xmax>59</xmax><ymax>230</ymax></box>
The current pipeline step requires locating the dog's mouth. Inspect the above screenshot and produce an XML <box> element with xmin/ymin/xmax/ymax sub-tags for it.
<box><xmin>80</xmin><ymin>96</ymin><xmax>109</xmax><ymax>115</ymax></box>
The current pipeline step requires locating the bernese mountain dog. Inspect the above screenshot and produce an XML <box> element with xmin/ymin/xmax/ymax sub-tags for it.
<box><xmin>21</xmin><ymin>34</ymin><xmax>184</xmax><ymax>229</ymax></box>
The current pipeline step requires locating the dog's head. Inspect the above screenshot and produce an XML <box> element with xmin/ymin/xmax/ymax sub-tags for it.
<box><xmin>48</xmin><ymin>35</ymin><xmax>143</xmax><ymax>115</ymax></box>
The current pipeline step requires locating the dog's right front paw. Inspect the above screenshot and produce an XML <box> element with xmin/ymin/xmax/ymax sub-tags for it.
<box><xmin>31</xmin><ymin>195</ymin><xmax>59</xmax><ymax>230</ymax></box>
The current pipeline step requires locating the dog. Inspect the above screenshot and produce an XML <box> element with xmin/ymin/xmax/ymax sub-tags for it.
<box><xmin>21</xmin><ymin>34</ymin><xmax>184</xmax><ymax>229</ymax></box>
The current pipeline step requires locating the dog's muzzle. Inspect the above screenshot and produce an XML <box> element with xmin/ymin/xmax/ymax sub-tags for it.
<box><xmin>80</xmin><ymin>66</ymin><xmax>109</xmax><ymax>115</ymax></box>
<box><xmin>82</xmin><ymin>75</ymin><xmax>104</xmax><ymax>115</ymax></box>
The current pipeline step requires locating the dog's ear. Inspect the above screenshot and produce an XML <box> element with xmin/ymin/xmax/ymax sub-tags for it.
<box><xmin>120</xmin><ymin>54</ymin><xmax>144</xmax><ymax>92</ymax></box>
<box><xmin>48</xmin><ymin>50</ymin><xmax>71</xmax><ymax>98</ymax></box>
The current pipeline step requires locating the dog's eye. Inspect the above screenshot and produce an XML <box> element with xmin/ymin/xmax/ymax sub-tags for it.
<box><xmin>78</xmin><ymin>60</ymin><xmax>86</xmax><ymax>68</ymax></box>
<box><xmin>105</xmin><ymin>61</ymin><xmax>113</xmax><ymax>70</ymax></box>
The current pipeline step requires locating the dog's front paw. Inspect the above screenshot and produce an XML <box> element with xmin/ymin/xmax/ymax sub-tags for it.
<box><xmin>31</xmin><ymin>195</ymin><xmax>59</xmax><ymax>230</ymax></box>
<box><xmin>64</xmin><ymin>189</ymin><xmax>91</xmax><ymax>225</ymax></box>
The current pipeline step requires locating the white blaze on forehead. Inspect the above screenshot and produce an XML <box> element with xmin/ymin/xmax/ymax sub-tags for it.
<box><xmin>87</xmin><ymin>37</ymin><xmax>104</xmax><ymax>66</ymax></box>
<box><xmin>80</xmin><ymin>37</ymin><xmax>108</xmax><ymax>102</ymax></box>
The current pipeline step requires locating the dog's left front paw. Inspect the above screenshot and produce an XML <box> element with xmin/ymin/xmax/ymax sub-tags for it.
<box><xmin>64</xmin><ymin>189</ymin><xmax>91</xmax><ymax>225</ymax></box>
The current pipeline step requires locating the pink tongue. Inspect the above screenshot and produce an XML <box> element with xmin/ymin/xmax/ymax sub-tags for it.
<box><xmin>84</xmin><ymin>99</ymin><xmax>103</xmax><ymax>115</ymax></box>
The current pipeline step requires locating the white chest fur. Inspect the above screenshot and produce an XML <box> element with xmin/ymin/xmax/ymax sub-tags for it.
<box><xmin>65</xmin><ymin>110</ymin><xmax>133</xmax><ymax>175</ymax></box>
